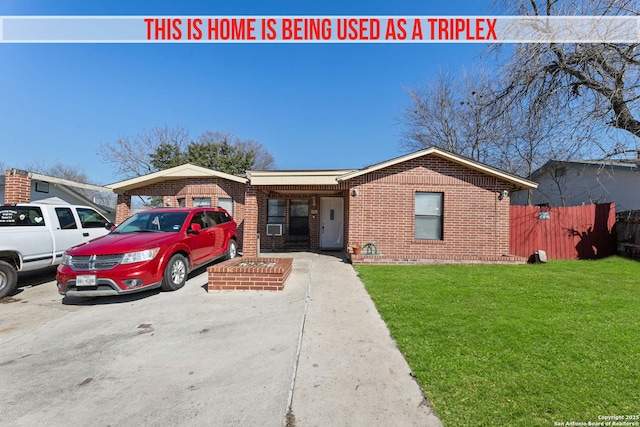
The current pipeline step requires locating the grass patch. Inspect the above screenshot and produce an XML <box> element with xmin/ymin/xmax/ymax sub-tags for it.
<box><xmin>356</xmin><ymin>257</ymin><xmax>640</xmax><ymax>427</ymax></box>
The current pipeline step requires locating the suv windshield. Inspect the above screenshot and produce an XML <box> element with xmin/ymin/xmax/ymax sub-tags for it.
<box><xmin>114</xmin><ymin>212</ymin><xmax>189</xmax><ymax>233</ymax></box>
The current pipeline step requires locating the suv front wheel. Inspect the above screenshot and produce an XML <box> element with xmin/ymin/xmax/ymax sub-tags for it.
<box><xmin>161</xmin><ymin>254</ymin><xmax>187</xmax><ymax>291</ymax></box>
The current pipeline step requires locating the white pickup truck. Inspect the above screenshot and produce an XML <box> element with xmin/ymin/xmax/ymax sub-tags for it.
<box><xmin>0</xmin><ymin>203</ymin><xmax>113</xmax><ymax>298</ymax></box>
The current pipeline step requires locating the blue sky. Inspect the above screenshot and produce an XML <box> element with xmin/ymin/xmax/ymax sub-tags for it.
<box><xmin>0</xmin><ymin>0</ymin><xmax>494</xmax><ymax>185</ymax></box>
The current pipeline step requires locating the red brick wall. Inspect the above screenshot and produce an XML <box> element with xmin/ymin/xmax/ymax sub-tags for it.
<box><xmin>347</xmin><ymin>156</ymin><xmax>513</xmax><ymax>261</ymax></box>
<box><xmin>4</xmin><ymin>169</ymin><xmax>31</xmax><ymax>204</ymax></box>
<box><xmin>243</xmin><ymin>185</ymin><xmax>258</xmax><ymax>257</ymax></box>
<box><xmin>115</xmin><ymin>195</ymin><xmax>132</xmax><ymax>224</ymax></box>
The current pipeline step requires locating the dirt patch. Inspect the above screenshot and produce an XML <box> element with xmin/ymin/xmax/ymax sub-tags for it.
<box><xmin>0</xmin><ymin>297</ymin><xmax>21</xmax><ymax>304</ymax></box>
<box><xmin>285</xmin><ymin>410</ymin><xmax>296</xmax><ymax>427</ymax></box>
<box><xmin>236</xmin><ymin>261</ymin><xmax>277</xmax><ymax>268</ymax></box>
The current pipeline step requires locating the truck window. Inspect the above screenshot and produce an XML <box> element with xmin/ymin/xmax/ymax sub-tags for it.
<box><xmin>0</xmin><ymin>206</ymin><xmax>45</xmax><ymax>226</ymax></box>
<box><xmin>55</xmin><ymin>207</ymin><xmax>78</xmax><ymax>230</ymax></box>
<box><xmin>76</xmin><ymin>207</ymin><xmax>110</xmax><ymax>229</ymax></box>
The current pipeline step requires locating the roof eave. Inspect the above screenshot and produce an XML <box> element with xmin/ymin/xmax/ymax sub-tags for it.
<box><xmin>246</xmin><ymin>169</ymin><xmax>356</xmax><ymax>186</ymax></box>
<box><xmin>337</xmin><ymin>147</ymin><xmax>537</xmax><ymax>190</ymax></box>
<box><xmin>105</xmin><ymin>164</ymin><xmax>248</xmax><ymax>192</ymax></box>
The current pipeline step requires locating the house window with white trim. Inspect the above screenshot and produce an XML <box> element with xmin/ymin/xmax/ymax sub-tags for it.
<box><xmin>415</xmin><ymin>192</ymin><xmax>443</xmax><ymax>240</ymax></box>
<box><xmin>192</xmin><ymin>197</ymin><xmax>211</xmax><ymax>207</ymax></box>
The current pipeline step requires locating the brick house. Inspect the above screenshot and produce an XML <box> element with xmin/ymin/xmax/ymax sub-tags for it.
<box><xmin>104</xmin><ymin>148</ymin><xmax>536</xmax><ymax>264</ymax></box>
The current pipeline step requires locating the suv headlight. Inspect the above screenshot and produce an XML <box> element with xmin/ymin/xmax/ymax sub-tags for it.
<box><xmin>61</xmin><ymin>253</ymin><xmax>72</xmax><ymax>266</ymax></box>
<box><xmin>121</xmin><ymin>248</ymin><xmax>160</xmax><ymax>264</ymax></box>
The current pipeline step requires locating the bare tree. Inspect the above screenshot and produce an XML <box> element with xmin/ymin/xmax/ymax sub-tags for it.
<box><xmin>98</xmin><ymin>125</ymin><xmax>275</xmax><ymax>181</ymax></box>
<box><xmin>97</xmin><ymin>124</ymin><xmax>191</xmax><ymax>179</ymax></box>
<box><xmin>24</xmin><ymin>160</ymin><xmax>90</xmax><ymax>184</ymax></box>
<box><xmin>401</xmin><ymin>0</ymin><xmax>639</xmax><ymax>208</ymax></box>
<box><xmin>400</xmin><ymin>63</ymin><xmax>597</xmax><ymax>207</ymax></box>
<box><xmin>495</xmin><ymin>0</ymin><xmax>640</xmax><ymax>159</ymax></box>
<box><xmin>234</xmin><ymin>139</ymin><xmax>276</xmax><ymax>170</ymax></box>
<box><xmin>401</xmin><ymin>69</ymin><xmax>503</xmax><ymax>165</ymax></box>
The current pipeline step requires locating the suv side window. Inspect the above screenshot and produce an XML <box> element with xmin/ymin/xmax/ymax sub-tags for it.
<box><xmin>55</xmin><ymin>208</ymin><xmax>78</xmax><ymax>230</ymax></box>
<box><xmin>76</xmin><ymin>207</ymin><xmax>109</xmax><ymax>229</ymax></box>
<box><xmin>190</xmin><ymin>212</ymin><xmax>211</xmax><ymax>230</ymax></box>
<box><xmin>217</xmin><ymin>211</ymin><xmax>231</xmax><ymax>224</ymax></box>
<box><xmin>207</xmin><ymin>211</ymin><xmax>230</xmax><ymax>226</ymax></box>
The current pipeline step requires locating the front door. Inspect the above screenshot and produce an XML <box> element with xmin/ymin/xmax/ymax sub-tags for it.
<box><xmin>320</xmin><ymin>197</ymin><xmax>344</xmax><ymax>249</ymax></box>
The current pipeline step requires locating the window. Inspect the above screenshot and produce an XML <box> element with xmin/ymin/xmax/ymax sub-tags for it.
<box><xmin>210</xmin><ymin>211</ymin><xmax>231</xmax><ymax>224</ymax></box>
<box><xmin>0</xmin><ymin>206</ymin><xmax>45</xmax><ymax>227</ymax></box>
<box><xmin>192</xmin><ymin>197</ymin><xmax>211</xmax><ymax>207</ymax></box>
<box><xmin>267</xmin><ymin>199</ymin><xmax>286</xmax><ymax>224</ymax></box>
<box><xmin>119</xmin><ymin>212</ymin><xmax>188</xmax><ymax>233</ymax></box>
<box><xmin>289</xmin><ymin>200</ymin><xmax>309</xmax><ymax>236</ymax></box>
<box><xmin>218</xmin><ymin>198</ymin><xmax>233</xmax><ymax>216</ymax></box>
<box><xmin>415</xmin><ymin>192</ymin><xmax>443</xmax><ymax>240</ymax></box>
<box><xmin>35</xmin><ymin>181</ymin><xmax>49</xmax><ymax>193</ymax></box>
<box><xmin>177</xmin><ymin>198</ymin><xmax>186</xmax><ymax>207</ymax></box>
<box><xmin>55</xmin><ymin>208</ymin><xmax>78</xmax><ymax>230</ymax></box>
<box><xmin>190</xmin><ymin>212</ymin><xmax>210</xmax><ymax>229</ymax></box>
<box><xmin>204</xmin><ymin>210</ymin><xmax>230</xmax><ymax>226</ymax></box>
<box><xmin>76</xmin><ymin>208</ymin><xmax>109</xmax><ymax>229</ymax></box>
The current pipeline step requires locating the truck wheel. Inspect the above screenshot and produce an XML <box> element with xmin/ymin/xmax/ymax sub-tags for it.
<box><xmin>0</xmin><ymin>260</ymin><xmax>18</xmax><ymax>299</ymax></box>
<box><xmin>225</xmin><ymin>239</ymin><xmax>237</xmax><ymax>260</ymax></box>
<box><xmin>161</xmin><ymin>254</ymin><xmax>187</xmax><ymax>291</ymax></box>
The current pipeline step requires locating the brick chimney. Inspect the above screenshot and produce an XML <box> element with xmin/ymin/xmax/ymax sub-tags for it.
<box><xmin>4</xmin><ymin>169</ymin><xmax>32</xmax><ymax>204</ymax></box>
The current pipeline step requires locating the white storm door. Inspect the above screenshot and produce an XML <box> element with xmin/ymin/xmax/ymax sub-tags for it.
<box><xmin>320</xmin><ymin>197</ymin><xmax>344</xmax><ymax>248</ymax></box>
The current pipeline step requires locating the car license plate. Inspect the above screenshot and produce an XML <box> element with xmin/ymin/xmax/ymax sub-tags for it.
<box><xmin>76</xmin><ymin>275</ymin><xmax>97</xmax><ymax>287</ymax></box>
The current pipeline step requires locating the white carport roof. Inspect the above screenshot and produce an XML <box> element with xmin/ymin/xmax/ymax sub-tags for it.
<box><xmin>105</xmin><ymin>163</ymin><xmax>248</xmax><ymax>193</ymax></box>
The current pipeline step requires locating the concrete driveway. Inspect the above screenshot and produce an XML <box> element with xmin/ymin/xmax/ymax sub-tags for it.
<box><xmin>0</xmin><ymin>253</ymin><xmax>442</xmax><ymax>427</ymax></box>
<box><xmin>0</xmin><ymin>263</ymin><xmax>306</xmax><ymax>427</ymax></box>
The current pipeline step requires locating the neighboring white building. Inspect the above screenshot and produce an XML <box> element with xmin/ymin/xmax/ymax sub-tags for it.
<box><xmin>511</xmin><ymin>159</ymin><xmax>640</xmax><ymax>212</ymax></box>
<box><xmin>1</xmin><ymin>169</ymin><xmax>116</xmax><ymax>220</ymax></box>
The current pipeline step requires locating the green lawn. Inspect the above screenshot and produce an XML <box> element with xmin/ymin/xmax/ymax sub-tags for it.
<box><xmin>356</xmin><ymin>257</ymin><xmax>640</xmax><ymax>427</ymax></box>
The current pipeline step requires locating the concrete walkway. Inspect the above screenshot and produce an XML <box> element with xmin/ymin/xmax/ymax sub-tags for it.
<box><xmin>287</xmin><ymin>252</ymin><xmax>443</xmax><ymax>427</ymax></box>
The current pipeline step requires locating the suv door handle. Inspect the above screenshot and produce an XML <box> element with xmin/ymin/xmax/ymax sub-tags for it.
<box><xmin>83</xmin><ymin>232</ymin><xmax>89</xmax><ymax>237</ymax></box>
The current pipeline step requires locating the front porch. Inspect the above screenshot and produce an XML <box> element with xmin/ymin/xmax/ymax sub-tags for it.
<box><xmin>246</xmin><ymin>169</ymin><xmax>354</xmax><ymax>256</ymax></box>
<box><xmin>252</xmin><ymin>187</ymin><xmax>349</xmax><ymax>254</ymax></box>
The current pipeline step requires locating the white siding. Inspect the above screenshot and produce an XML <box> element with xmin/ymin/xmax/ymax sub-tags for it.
<box><xmin>512</xmin><ymin>164</ymin><xmax>640</xmax><ymax>211</ymax></box>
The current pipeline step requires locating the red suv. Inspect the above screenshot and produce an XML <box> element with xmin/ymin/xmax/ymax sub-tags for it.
<box><xmin>56</xmin><ymin>207</ymin><xmax>238</xmax><ymax>297</ymax></box>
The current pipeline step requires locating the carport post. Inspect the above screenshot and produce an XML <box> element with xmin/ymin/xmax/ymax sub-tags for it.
<box><xmin>243</xmin><ymin>184</ymin><xmax>259</xmax><ymax>257</ymax></box>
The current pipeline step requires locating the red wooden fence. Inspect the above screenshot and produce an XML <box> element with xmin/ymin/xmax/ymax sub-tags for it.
<box><xmin>510</xmin><ymin>203</ymin><xmax>616</xmax><ymax>260</ymax></box>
